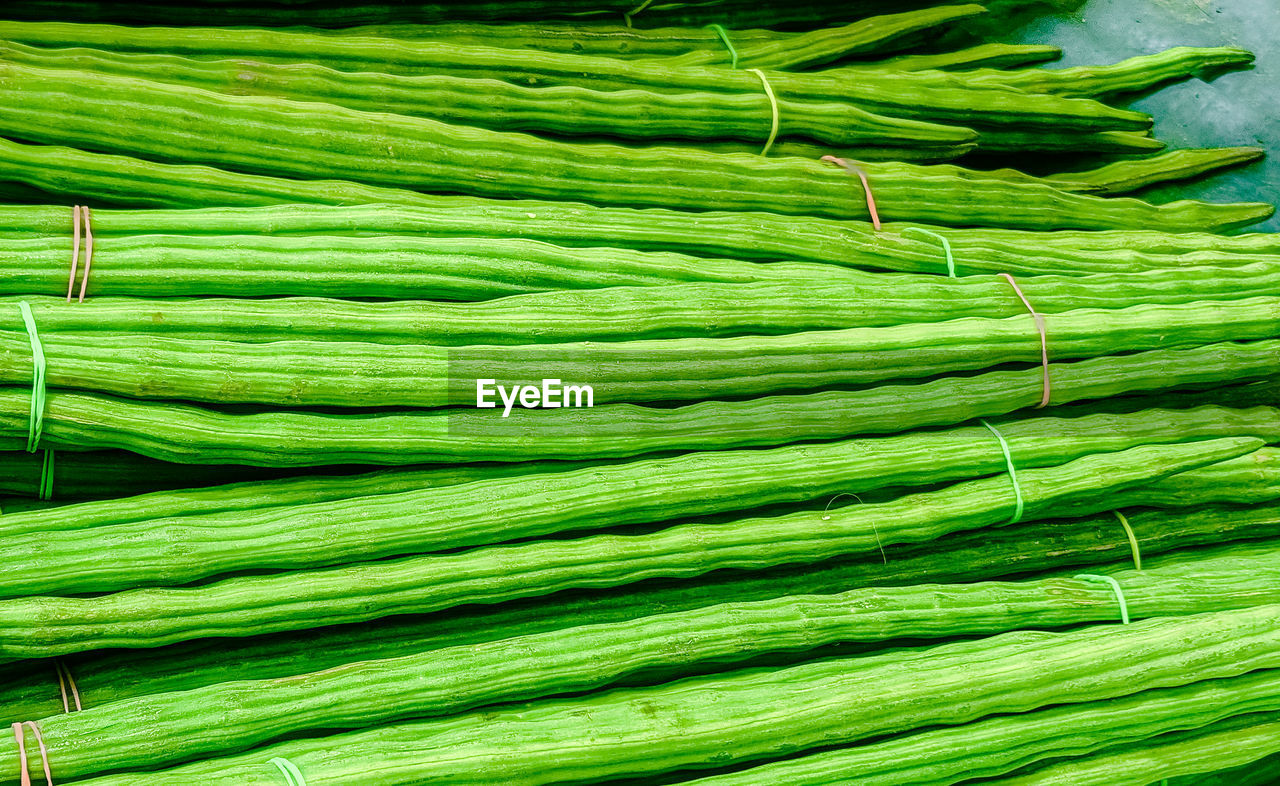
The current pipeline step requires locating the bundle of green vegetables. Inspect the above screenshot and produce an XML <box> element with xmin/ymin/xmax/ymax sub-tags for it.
<box><xmin>0</xmin><ymin>2</ymin><xmax>1276</xmax><ymax>784</ymax></box>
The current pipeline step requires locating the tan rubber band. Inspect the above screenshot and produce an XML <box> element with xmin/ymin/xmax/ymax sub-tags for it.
<box><xmin>11</xmin><ymin>721</ymin><xmax>53</xmax><ymax>786</ymax></box>
<box><xmin>745</xmin><ymin>68</ymin><xmax>779</xmax><ymax>156</ymax></box>
<box><xmin>55</xmin><ymin>659</ymin><xmax>82</xmax><ymax>713</ymax></box>
<box><xmin>997</xmin><ymin>273</ymin><xmax>1051</xmax><ymax>408</ymax></box>
<box><xmin>1115</xmin><ymin>510</ymin><xmax>1142</xmax><ymax>571</ymax></box>
<box><xmin>820</xmin><ymin>156</ymin><xmax>882</xmax><ymax>230</ymax></box>
<box><xmin>64</xmin><ymin>206</ymin><xmax>93</xmax><ymax>303</ymax></box>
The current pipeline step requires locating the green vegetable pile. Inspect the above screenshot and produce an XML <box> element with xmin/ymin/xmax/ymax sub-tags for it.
<box><xmin>0</xmin><ymin>2</ymin><xmax>1277</xmax><ymax>784</ymax></box>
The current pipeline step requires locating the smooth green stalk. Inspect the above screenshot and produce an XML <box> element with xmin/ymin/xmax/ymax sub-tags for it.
<box><xmin>860</xmin><ymin>43</ymin><xmax>1064</xmax><ymax>72</ymax></box>
<box><xmin>9</xmin><ymin>549</ymin><xmax>1280</xmax><ymax>782</ymax></box>
<box><xmin>61</xmin><ymin>605</ymin><xmax>1280</xmax><ymax>785</ymax></box>
<box><xmin>3</xmin><ymin>300</ymin><xmax>1278</xmax><ymax>408</ymax></box>
<box><xmin>3</xmin><ymin>409</ymin><xmax>1271</xmax><ymax>596</ymax></box>
<box><xmin>0</xmin><ymin>438</ymin><xmax>1257</xmax><ymax>657</ymax></box>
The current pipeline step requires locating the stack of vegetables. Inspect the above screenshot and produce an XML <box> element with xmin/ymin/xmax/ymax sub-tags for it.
<box><xmin>0</xmin><ymin>2</ymin><xmax>1277</xmax><ymax>783</ymax></box>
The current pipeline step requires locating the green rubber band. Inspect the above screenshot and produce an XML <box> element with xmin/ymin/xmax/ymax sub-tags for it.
<box><xmin>979</xmin><ymin>419</ymin><xmax>1024</xmax><ymax>524</ymax></box>
<box><xmin>746</xmin><ymin>68</ymin><xmax>779</xmax><ymax>156</ymax></box>
<box><xmin>623</xmin><ymin>0</ymin><xmax>653</xmax><ymax>27</ymax></box>
<box><xmin>901</xmin><ymin>227</ymin><xmax>955</xmax><ymax>278</ymax></box>
<box><xmin>1074</xmin><ymin>574</ymin><xmax>1131</xmax><ymax>624</ymax></box>
<box><xmin>269</xmin><ymin>757</ymin><xmax>308</xmax><ymax>786</ymax></box>
<box><xmin>1114</xmin><ymin>510</ymin><xmax>1142</xmax><ymax>571</ymax></box>
<box><xmin>705</xmin><ymin>24</ymin><xmax>739</xmax><ymax>68</ymax></box>
<box><xmin>17</xmin><ymin>301</ymin><xmax>47</xmax><ymax>453</ymax></box>
<box><xmin>39</xmin><ymin>450</ymin><xmax>55</xmax><ymax>504</ymax></box>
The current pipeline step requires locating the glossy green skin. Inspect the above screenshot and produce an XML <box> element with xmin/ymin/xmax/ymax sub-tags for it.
<box><xmin>3</xmin><ymin>496</ymin><xmax>1275</xmax><ymax>725</ymax></box>
<box><xmin>988</xmin><ymin>713</ymin><xmax>1280</xmax><ymax>785</ymax></box>
<box><xmin>0</xmin><ymin>42</ymin><xmax>922</xmax><ymax>149</ymax></box>
<box><xmin>0</xmin><ymin>22</ymin><xmax>1153</xmax><ymax>135</ymax></box>
<box><xmin>6</xmin><ymin>65</ymin><xmax>1257</xmax><ymax>230</ymax></box>
<box><xmin>3</xmin><ymin>201</ymin><xmax>1277</xmax><ymax>278</ymax></box>
<box><xmin>963</xmin><ymin>46</ymin><xmax>1257</xmax><ymax>98</ymax></box>
<box><xmin>4</xmin><ymin>299</ymin><xmax>1279</xmax><ymax>408</ymax></box>
<box><xmin>0</xmin><ymin>438</ymin><xmax>1256</xmax><ymax>658</ymax></box>
<box><xmin>1</xmin><ymin>340</ymin><xmax>1276</xmax><ymax>466</ymax></box>
<box><xmin>9</xmin><ymin>549</ymin><xmax>1280</xmax><ymax>782</ymax></box>
<box><xmin>1047</xmin><ymin>147</ymin><xmax>1266</xmax><ymax>195</ymax></box>
<box><xmin>11</xmin><ymin>261</ymin><xmax>1280</xmax><ymax>342</ymax></box>
<box><xmin>689</xmin><ymin>670</ymin><xmax>1280</xmax><ymax>786</ymax></box>
<box><xmin>3</xmin><ymin>408</ymin><xmax>1271</xmax><ymax>597</ymax></box>
<box><xmin>62</xmin><ymin>605</ymin><xmax>1280</xmax><ymax>785</ymax></box>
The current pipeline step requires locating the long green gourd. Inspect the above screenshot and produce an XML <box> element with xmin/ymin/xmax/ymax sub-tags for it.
<box><xmin>1043</xmin><ymin>147</ymin><xmax>1266</xmax><ymax>194</ymax></box>
<box><xmin>1171</xmin><ymin>752</ymin><xmax>1280</xmax><ymax>786</ymax></box>
<box><xmin>963</xmin><ymin>46</ymin><xmax>1257</xmax><ymax>98</ymax></box>
<box><xmin>4</xmin><ymin>498</ymin><xmax>1274</xmax><ymax>723</ymax></box>
<box><xmin>985</xmin><ymin>713</ymin><xmax>1280</xmax><ymax>785</ymax></box>
<box><xmin>7</xmin><ymin>549</ymin><xmax>1280</xmax><ymax>782</ymax></box>
<box><xmin>4</xmin><ymin>405</ymin><xmax>1270</xmax><ymax>537</ymax></box>
<box><xmin>5</xmin><ymin>299</ymin><xmax>1278</xmax><ymax>408</ymax></box>
<box><xmin>11</xmin><ymin>261</ymin><xmax>1280</xmax><ymax>342</ymax></box>
<box><xmin>7</xmin><ymin>65</ymin><xmax>1259</xmax><ymax>231</ymax></box>
<box><xmin>60</xmin><ymin>605</ymin><xmax>1280</xmax><ymax>786</ymax></box>
<box><xmin>0</xmin><ymin>21</ymin><xmax>1152</xmax><ymax>135</ymax></box>
<box><xmin>0</xmin><ymin>438</ymin><xmax>1256</xmax><ymax>658</ymax></box>
<box><xmin>860</xmin><ymin>43</ymin><xmax>1064</xmax><ymax>72</ymax></box>
<box><xmin>2</xmin><ymin>340</ymin><xmax>1276</xmax><ymax>466</ymax></box>
<box><xmin>2</xmin><ymin>407</ymin><xmax>1269</xmax><ymax>597</ymax></box>
<box><xmin>1</xmin><ymin>148</ymin><xmax>1276</xmax><ymax>277</ymax></box>
<box><xmin>0</xmin><ymin>41</ymin><xmax>934</xmax><ymax>150</ymax></box>
<box><xmin>686</xmin><ymin>672</ymin><xmax>1280</xmax><ymax>786</ymax></box>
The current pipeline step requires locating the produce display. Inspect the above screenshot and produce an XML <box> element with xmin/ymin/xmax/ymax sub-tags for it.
<box><xmin>0</xmin><ymin>2</ymin><xmax>1277</xmax><ymax>784</ymax></box>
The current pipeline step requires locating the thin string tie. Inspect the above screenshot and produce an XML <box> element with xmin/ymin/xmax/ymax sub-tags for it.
<box><xmin>64</xmin><ymin>206</ymin><xmax>93</xmax><ymax>303</ymax></box>
<box><xmin>623</xmin><ymin>0</ymin><xmax>653</xmax><ymax>27</ymax></box>
<box><xmin>746</xmin><ymin>68</ymin><xmax>779</xmax><ymax>156</ymax></box>
<box><xmin>820</xmin><ymin>156</ymin><xmax>882</xmax><ymax>230</ymax></box>
<box><xmin>1075</xmin><ymin>574</ymin><xmax>1131</xmax><ymax>624</ymax></box>
<box><xmin>17</xmin><ymin>302</ymin><xmax>47</xmax><ymax>454</ymax></box>
<box><xmin>54</xmin><ymin>660</ymin><xmax>82</xmax><ymax>713</ymax></box>
<box><xmin>11</xmin><ymin>721</ymin><xmax>54</xmax><ymax>786</ymax></box>
<box><xmin>705</xmin><ymin>24</ymin><xmax>739</xmax><ymax>68</ymax></box>
<box><xmin>270</xmin><ymin>757</ymin><xmax>308</xmax><ymax>786</ymax></box>
<box><xmin>979</xmin><ymin>419</ymin><xmax>1024</xmax><ymax>525</ymax></box>
<box><xmin>820</xmin><ymin>493</ymin><xmax>886</xmax><ymax>564</ymax></box>
<box><xmin>1114</xmin><ymin>510</ymin><xmax>1142</xmax><ymax>571</ymax></box>
<box><xmin>997</xmin><ymin>273</ymin><xmax>1050</xmax><ymax>408</ymax></box>
<box><xmin>901</xmin><ymin>227</ymin><xmax>955</xmax><ymax>278</ymax></box>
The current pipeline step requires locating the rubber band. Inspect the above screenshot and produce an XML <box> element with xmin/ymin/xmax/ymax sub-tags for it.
<box><xmin>11</xmin><ymin>721</ymin><xmax>54</xmax><ymax>786</ymax></box>
<box><xmin>38</xmin><ymin>450</ymin><xmax>54</xmax><ymax>504</ymax></box>
<box><xmin>820</xmin><ymin>493</ymin><xmax>886</xmax><ymax>564</ymax></box>
<box><xmin>623</xmin><ymin>0</ymin><xmax>652</xmax><ymax>27</ymax></box>
<box><xmin>979</xmin><ymin>419</ymin><xmax>1024</xmax><ymax>525</ymax></box>
<box><xmin>820</xmin><ymin>156</ymin><xmax>882</xmax><ymax>230</ymax></box>
<box><xmin>997</xmin><ymin>273</ymin><xmax>1050</xmax><ymax>408</ymax></box>
<box><xmin>54</xmin><ymin>659</ymin><xmax>82</xmax><ymax>713</ymax></box>
<box><xmin>64</xmin><ymin>205</ymin><xmax>81</xmax><ymax>303</ymax></box>
<box><xmin>1074</xmin><ymin>574</ymin><xmax>1131</xmax><ymax>624</ymax></box>
<box><xmin>1114</xmin><ymin>510</ymin><xmax>1142</xmax><ymax>571</ymax></box>
<box><xmin>705</xmin><ymin>24</ymin><xmax>739</xmax><ymax>68</ymax></box>
<box><xmin>75</xmin><ymin>206</ymin><xmax>93</xmax><ymax>304</ymax></box>
<box><xmin>270</xmin><ymin>757</ymin><xmax>308</xmax><ymax>786</ymax></box>
<box><xmin>17</xmin><ymin>302</ymin><xmax>46</xmax><ymax>454</ymax></box>
<box><xmin>745</xmin><ymin>68</ymin><xmax>779</xmax><ymax>156</ymax></box>
<box><xmin>901</xmin><ymin>227</ymin><xmax>955</xmax><ymax>278</ymax></box>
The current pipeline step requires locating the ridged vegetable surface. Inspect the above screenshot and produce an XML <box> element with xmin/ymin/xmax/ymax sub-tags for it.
<box><xmin>7</xmin><ymin>547</ymin><xmax>1279</xmax><ymax>782</ymax></box>
<box><xmin>59</xmin><ymin>605</ymin><xmax>1280</xmax><ymax>785</ymax></box>
<box><xmin>0</xmin><ymin>438</ymin><xmax>1255</xmax><ymax>657</ymax></box>
<box><xmin>3</xmin><ymin>409</ymin><xmax>1269</xmax><ymax>597</ymax></box>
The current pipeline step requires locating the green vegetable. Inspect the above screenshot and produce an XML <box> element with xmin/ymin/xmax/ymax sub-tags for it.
<box><xmin>6</xmin><ymin>299</ymin><xmax>1278</xmax><ymax>408</ymax></box>
<box><xmin>1046</xmin><ymin>147</ymin><xmax>1266</xmax><ymax>195</ymax></box>
<box><xmin>58</xmin><ymin>605</ymin><xmax>1280</xmax><ymax>786</ymax></box>
<box><xmin>2</xmin><ymin>340</ymin><xmax>1275</xmax><ymax>466</ymax></box>
<box><xmin>861</xmin><ymin>43</ymin><xmax>1064</xmax><ymax>72</ymax></box>
<box><xmin>0</xmin><ymin>438</ymin><xmax>1255</xmax><ymax>657</ymax></box>
<box><xmin>4</xmin><ymin>409</ymin><xmax>1269</xmax><ymax>597</ymax></box>
<box><xmin>9</xmin><ymin>547</ymin><xmax>1280</xmax><ymax>782</ymax></box>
